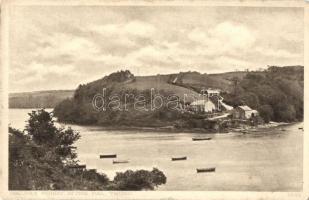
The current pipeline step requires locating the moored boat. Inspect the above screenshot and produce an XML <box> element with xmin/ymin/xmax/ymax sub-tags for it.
<box><xmin>192</xmin><ymin>137</ymin><xmax>212</xmax><ymax>141</ymax></box>
<box><xmin>171</xmin><ymin>156</ymin><xmax>187</xmax><ymax>161</ymax></box>
<box><xmin>100</xmin><ymin>154</ymin><xmax>117</xmax><ymax>158</ymax></box>
<box><xmin>113</xmin><ymin>160</ymin><xmax>129</xmax><ymax>164</ymax></box>
<box><xmin>196</xmin><ymin>167</ymin><xmax>216</xmax><ymax>173</ymax></box>
<box><xmin>68</xmin><ymin>164</ymin><xmax>86</xmax><ymax>169</ymax></box>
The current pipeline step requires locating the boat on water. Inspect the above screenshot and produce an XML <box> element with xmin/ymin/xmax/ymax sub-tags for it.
<box><xmin>192</xmin><ymin>137</ymin><xmax>212</xmax><ymax>141</ymax></box>
<box><xmin>113</xmin><ymin>160</ymin><xmax>129</xmax><ymax>164</ymax></box>
<box><xmin>100</xmin><ymin>154</ymin><xmax>117</xmax><ymax>158</ymax></box>
<box><xmin>68</xmin><ymin>164</ymin><xmax>86</xmax><ymax>169</ymax></box>
<box><xmin>171</xmin><ymin>156</ymin><xmax>187</xmax><ymax>161</ymax></box>
<box><xmin>280</xmin><ymin>128</ymin><xmax>286</xmax><ymax>131</ymax></box>
<box><xmin>196</xmin><ymin>167</ymin><xmax>216</xmax><ymax>173</ymax></box>
<box><xmin>299</xmin><ymin>127</ymin><xmax>303</xmax><ymax>130</ymax></box>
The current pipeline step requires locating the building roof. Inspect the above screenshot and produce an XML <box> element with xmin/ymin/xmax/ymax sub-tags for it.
<box><xmin>249</xmin><ymin>110</ymin><xmax>259</xmax><ymax>113</ymax></box>
<box><xmin>238</xmin><ymin>105</ymin><xmax>253</xmax><ymax>111</ymax></box>
<box><xmin>191</xmin><ymin>99</ymin><xmax>213</xmax><ymax>106</ymax></box>
<box><xmin>206</xmin><ymin>89</ymin><xmax>220</xmax><ymax>93</ymax></box>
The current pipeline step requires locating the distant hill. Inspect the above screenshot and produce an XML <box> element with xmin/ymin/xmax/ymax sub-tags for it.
<box><xmin>9</xmin><ymin>90</ymin><xmax>74</xmax><ymax>108</ymax></box>
<box><xmin>11</xmin><ymin>66</ymin><xmax>303</xmax><ymax>125</ymax></box>
<box><xmin>54</xmin><ymin>70</ymin><xmax>224</xmax><ymax>126</ymax></box>
<box><xmin>9</xmin><ymin>70</ymin><xmax>246</xmax><ymax>109</ymax></box>
<box><xmin>53</xmin><ymin>66</ymin><xmax>304</xmax><ymax>127</ymax></box>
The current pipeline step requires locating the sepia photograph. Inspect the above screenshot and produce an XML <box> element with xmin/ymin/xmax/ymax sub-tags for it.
<box><xmin>1</xmin><ymin>0</ymin><xmax>308</xmax><ymax>199</ymax></box>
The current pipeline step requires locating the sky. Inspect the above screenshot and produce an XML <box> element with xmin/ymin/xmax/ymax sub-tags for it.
<box><xmin>9</xmin><ymin>6</ymin><xmax>304</xmax><ymax>92</ymax></box>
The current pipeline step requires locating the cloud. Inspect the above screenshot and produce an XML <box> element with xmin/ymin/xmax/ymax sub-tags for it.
<box><xmin>93</xmin><ymin>20</ymin><xmax>156</xmax><ymax>38</ymax></box>
<box><xmin>9</xmin><ymin>6</ymin><xmax>303</xmax><ymax>92</ymax></box>
<box><xmin>188</xmin><ymin>22</ymin><xmax>256</xmax><ymax>57</ymax></box>
<box><xmin>125</xmin><ymin>20</ymin><xmax>156</xmax><ymax>37</ymax></box>
<box><xmin>37</xmin><ymin>33</ymin><xmax>100</xmax><ymax>61</ymax></box>
<box><xmin>187</xmin><ymin>28</ymin><xmax>209</xmax><ymax>43</ymax></box>
<box><xmin>213</xmin><ymin>22</ymin><xmax>256</xmax><ymax>48</ymax></box>
<box><xmin>255</xmin><ymin>47</ymin><xmax>301</xmax><ymax>59</ymax></box>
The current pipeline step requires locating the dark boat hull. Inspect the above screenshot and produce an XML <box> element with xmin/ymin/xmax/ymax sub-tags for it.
<box><xmin>113</xmin><ymin>160</ymin><xmax>129</xmax><ymax>164</ymax></box>
<box><xmin>100</xmin><ymin>154</ymin><xmax>117</xmax><ymax>158</ymax></box>
<box><xmin>192</xmin><ymin>138</ymin><xmax>212</xmax><ymax>141</ymax></box>
<box><xmin>171</xmin><ymin>157</ymin><xmax>187</xmax><ymax>161</ymax></box>
<box><xmin>196</xmin><ymin>168</ymin><xmax>216</xmax><ymax>173</ymax></box>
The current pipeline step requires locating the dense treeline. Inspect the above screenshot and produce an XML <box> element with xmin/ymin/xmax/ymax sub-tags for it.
<box><xmin>222</xmin><ymin>66</ymin><xmax>303</xmax><ymax>122</ymax></box>
<box><xmin>54</xmin><ymin>70</ymin><xmax>184</xmax><ymax>127</ymax></box>
<box><xmin>9</xmin><ymin>109</ymin><xmax>166</xmax><ymax>190</ymax></box>
<box><xmin>54</xmin><ymin>88</ymin><xmax>185</xmax><ymax>127</ymax></box>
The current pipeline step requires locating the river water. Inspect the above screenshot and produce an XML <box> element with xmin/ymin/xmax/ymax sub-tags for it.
<box><xmin>9</xmin><ymin>109</ymin><xmax>303</xmax><ymax>191</ymax></box>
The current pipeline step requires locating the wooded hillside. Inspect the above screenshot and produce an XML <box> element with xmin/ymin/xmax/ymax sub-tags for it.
<box><xmin>53</xmin><ymin>66</ymin><xmax>304</xmax><ymax>126</ymax></box>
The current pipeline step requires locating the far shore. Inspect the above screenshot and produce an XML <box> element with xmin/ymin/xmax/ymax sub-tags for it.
<box><xmin>9</xmin><ymin>107</ymin><xmax>302</xmax><ymax>134</ymax></box>
<box><xmin>58</xmin><ymin>120</ymin><xmax>301</xmax><ymax>134</ymax></box>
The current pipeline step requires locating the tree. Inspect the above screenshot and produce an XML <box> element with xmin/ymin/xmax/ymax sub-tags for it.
<box><xmin>275</xmin><ymin>103</ymin><xmax>296</xmax><ymax>122</ymax></box>
<box><xmin>9</xmin><ymin>109</ymin><xmax>167</xmax><ymax>190</ymax></box>
<box><xmin>112</xmin><ymin>168</ymin><xmax>167</xmax><ymax>190</ymax></box>
<box><xmin>239</xmin><ymin>92</ymin><xmax>259</xmax><ymax>109</ymax></box>
<box><xmin>231</xmin><ymin>76</ymin><xmax>241</xmax><ymax>96</ymax></box>
<box><xmin>258</xmin><ymin>104</ymin><xmax>274</xmax><ymax>123</ymax></box>
<box><xmin>25</xmin><ymin>109</ymin><xmax>80</xmax><ymax>161</ymax></box>
<box><xmin>26</xmin><ymin>109</ymin><xmax>58</xmax><ymax>145</ymax></box>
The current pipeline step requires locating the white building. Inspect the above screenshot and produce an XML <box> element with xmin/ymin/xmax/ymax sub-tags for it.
<box><xmin>190</xmin><ymin>100</ymin><xmax>216</xmax><ymax>113</ymax></box>
<box><xmin>202</xmin><ymin>89</ymin><xmax>221</xmax><ymax>97</ymax></box>
<box><xmin>233</xmin><ymin>105</ymin><xmax>259</xmax><ymax>119</ymax></box>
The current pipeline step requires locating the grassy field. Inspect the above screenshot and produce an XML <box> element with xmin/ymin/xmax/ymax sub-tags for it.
<box><xmin>9</xmin><ymin>90</ymin><xmax>74</xmax><ymax>108</ymax></box>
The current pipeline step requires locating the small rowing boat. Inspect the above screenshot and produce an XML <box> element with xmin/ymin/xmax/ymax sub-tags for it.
<box><xmin>192</xmin><ymin>137</ymin><xmax>212</xmax><ymax>141</ymax></box>
<box><xmin>100</xmin><ymin>154</ymin><xmax>117</xmax><ymax>158</ymax></box>
<box><xmin>196</xmin><ymin>167</ymin><xmax>216</xmax><ymax>173</ymax></box>
<box><xmin>171</xmin><ymin>156</ymin><xmax>187</xmax><ymax>161</ymax></box>
<box><xmin>299</xmin><ymin>127</ymin><xmax>303</xmax><ymax>130</ymax></box>
<box><xmin>113</xmin><ymin>160</ymin><xmax>129</xmax><ymax>164</ymax></box>
<box><xmin>68</xmin><ymin>164</ymin><xmax>86</xmax><ymax>169</ymax></box>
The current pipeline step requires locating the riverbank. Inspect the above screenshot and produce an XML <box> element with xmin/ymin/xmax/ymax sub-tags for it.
<box><xmin>230</xmin><ymin>121</ymin><xmax>295</xmax><ymax>134</ymax></box>
<box><xmin>62</xmin><ymin>124</ymin><xmax>219</xmax><ymax>134</ymax></box>
<box><xmin>60</xmin><ymin>121</ymin><xmax>298</xmax><ymax>134</ymax></box>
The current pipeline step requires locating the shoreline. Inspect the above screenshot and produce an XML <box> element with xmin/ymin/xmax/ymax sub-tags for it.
<box><xmin>11</xmin><ymin>108</ymin><xmax>301</xmax><ymax>134</ymax></box>
<box><xmin>60</xmin><ymin>121</ymin><xmax>300</xmax><ymax>134</ymax></box>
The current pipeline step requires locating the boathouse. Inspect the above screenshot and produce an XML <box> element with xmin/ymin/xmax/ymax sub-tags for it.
<box><xmin>232</xmin><ymin>105</ymin><xmax>258</xmax><ymax>119</ymax></box>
